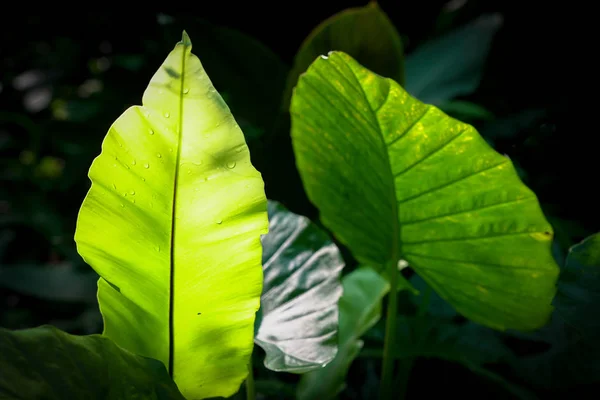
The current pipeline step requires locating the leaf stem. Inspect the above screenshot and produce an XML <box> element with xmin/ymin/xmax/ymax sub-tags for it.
<box><xmin>245</xmin><ymin>359</ymin><xmax>256</xmax><ymax>400</ymax></box>
<box><xmin>379</xmin><ymin>259</ymin><xmax>399</xmax><ymax>400</ymax></box>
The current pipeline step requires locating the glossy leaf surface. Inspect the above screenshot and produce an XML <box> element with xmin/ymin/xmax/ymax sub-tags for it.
<box><xmin>282</xmin><ymin>2</ymin><xmax>404</xmax><ymax>110</ymax></box>
<box><xmin>74</xmin><ymin>32</ymin><xmax>268</xmax><ymax>399</ymax></box>
<box><xmin>0</xmin><ymin>325</ymin><xmax>185</xmax><ymax>400</ymax></box>
<box><xmin>297</xmin><ymin>267</ymin><xmax>389</xmax><ymax>400</ymax></box>
<box><xmin>290</xmin><ymin>52</ymin><xmax>558</xmax><ymax>331</ymax></box>
<box><xmin>255</xmin><ymin>201</ymin><xmax>343</xmax><ymax>372</ymax></box>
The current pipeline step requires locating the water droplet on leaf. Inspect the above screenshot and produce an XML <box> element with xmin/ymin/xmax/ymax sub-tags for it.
<box><xmin>149</xmin><ymin>129</ymin><xmax>154</xmax><ymax>135</ymax></box>
<box><xmin>226</xmin><ymin>161</ymin><xmax>236</xmax><ymax>169</ymax></box>
<box><xmin>144</xmin><ymin>163</ymin><xmax>149</xmax><ymax>169</ymax></box>
<box><xmin>183</xmin><ymin>88</ymin><xmax>189</xmax><ymax>94</ymax></box>
<box><xmin>216</xmin><ymin>219</ymin><xmax>222</xmax><ymax>224</ymax></box>
<box><xmin>164</xmin><ymin>112</ymin><xmax>170</xmax><ymax>118</ymax></box>
<box><xmin>156</xmin><ymin>153</ymin><xmax>162</xmax><ymax>158</ymax></box>
<box><xmin>131</xmin><ymin>160</ymin><xmax>136</xmax><ymax>165</ymax></box>
<box><xmin>130</xmin><ymin>190</ymin><xmax>135</xmax><ymax>195</ymax></box>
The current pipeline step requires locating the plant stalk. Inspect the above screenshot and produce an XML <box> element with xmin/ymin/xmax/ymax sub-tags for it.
<box><xmin>245</xmin><ymin>359</ymin><xmax>256</xmax><ymax>400</ymax></box>
<box><xmin>379</xmin><ymin>260</ymin><xmax>399</xmax><ymax>400</ymax></box>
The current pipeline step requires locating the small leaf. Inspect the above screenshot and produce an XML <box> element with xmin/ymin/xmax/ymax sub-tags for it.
<box><xmin>405</xmin><ymin>14</ymin><xmax>503</xmax><ymax>104</ymax></box>
<box><xmin>0</xmin><ymin>325</ymin><xmax>184</xmax><ymax>399</ymax></box>
<box><xmin>74</xmin><ymin>32</ymin><xmax>269</xmax><ymax>399</ymax></box>
<box><xmin>255</xmin><ymin>201</ymin><xmax>343</xmax><ymax>373</ymax></box>
<box><xmin>290</xmin><ymin>51</ymin><xmax>558</xmax><ymax>331</ymax></box>
<box><xmin>297</xmin><ymin>267</ymin><xmax>390</xmax><ymax>400</ymax></box>
<box><xmin>282</xmin><ymin>2</ymin><xmax>404</xmax><ymax>111</ymax></box>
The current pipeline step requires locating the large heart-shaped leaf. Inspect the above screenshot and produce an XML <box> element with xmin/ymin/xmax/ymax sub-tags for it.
<box><xmin>0</xmin><ymin>325</ymin><xmax>184</xmax><ymax>399</ymax></box>
<box><xmin>290</xmin><ymin>51</ymin><xmax>558</xmax><ymax>331</ymax></box>
<box><xmin>255</xmin><ymin>200</ymin><xmax>343</xmax><ymax>372</ymax></box>
<box><xmin>405</xmin><ymin>14</ymin><xmax>503</xmax><ymax>104</ymax></box>
<box><xmin>297</xmin><ymin>267</ymin><xmax>390</xmax><ymax>400</ymax></box>
<box><xmin>74</xmin><ymin>32</ymin><xmax>268</xmax><ymax>399</ymax></box>
<box><xmin>282</xmin><ymin>2</ymin><xmax>404</xmax><ymax>111</ymax></box>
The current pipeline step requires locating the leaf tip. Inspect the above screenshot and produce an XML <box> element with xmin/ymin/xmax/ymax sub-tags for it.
<box><xmin>180</xmin><ymin>30</ymin><xmax>192</xmax><ymax>47</ymax></box>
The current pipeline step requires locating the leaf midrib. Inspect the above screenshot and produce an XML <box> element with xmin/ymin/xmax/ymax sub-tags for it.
<box><xmin>168</xmin><ymin>36</ymin><xmax>188</xmax><ymax>375</ymax></box>
<box><xmin>331</xmin><ymin>56</ymin><xmax>401</xmax><ymax>268</ymax></box>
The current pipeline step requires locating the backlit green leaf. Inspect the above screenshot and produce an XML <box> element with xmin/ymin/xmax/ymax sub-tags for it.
<box><xmin>282</xmin><ymin>2</ymin><xmax>404</xmax><ymax>111</ymax></box>
<box><xmin>255</xmin><ymin>201</ymin><xmax>343</xmax><ymax>373</ymax></box>
<box><xmin>74</xmin><ymin>32</ymin><xmax>268</xmax><ymax>399</ymax></box>
<box><xmin>297</xmin><ymin>267</ymin><xmax>389</xmax><ymax>400</ymax></box>
<box><xmin>290</xmin><ymin>52</ymin><xmax>558</xmax><ymax>331</ymax></box>
<box><xmin>0</xmin><ymin>325</ymin><xmax>185</xmax><ymax>399</ymax></box>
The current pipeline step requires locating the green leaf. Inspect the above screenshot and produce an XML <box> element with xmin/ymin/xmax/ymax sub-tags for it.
<box><xmin>0</xmin><ymin>325</ymin><xmax>185</xmax><ymax>399</ymax></box>
<box><xmin>405</xmin><ymin>14</ymin><xmax>503</xmax><ymax>104</ymax></box>
<box><xmin>290</xmin><ymin>51</ymin><xmax>558</xmax><ymax>331</ymax></box>
<box><xmin>512</xmin><ymin>232</ymin><xmax>600</xmax><ymax>387</ymax></box>
<box><xmin>255</xmin><ymin>201</ymin><xmax>343</xmax><ymax>373</ymax></box>
<box><xmin>297</xmin><ymin>267</ymin><xmax>389</xmax><ymax>400</ymax></box>
<box><xmin>282</xmin><ymin>2</ymin><xmax>404</xmax><ymax>111</ymax></box>
<box><xmin>74</xmin><ymin>32</ymin><xmax>269</xmax><ymax>399</ymax></box>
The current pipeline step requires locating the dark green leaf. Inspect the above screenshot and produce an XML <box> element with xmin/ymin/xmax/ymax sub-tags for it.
<box><xmin>0</xmin><ymin>325</ymin><xmax>184</xmax><ymax>399</ymax></box>
<box><xmin>0</xmin><ymin>263</ymin><xmax>98</xmax><ymax>304</ymax></box>
<box><xmin>405</xmin><ymin>14</ymin><xmax>503</xmax><ymax>104</ymax></box>
<box><xmin>396</xmin><ymin>316</ymin><xmax>534</xmax><ymax>399</ymax></box>
<box><xmin>438</xmin><ymin>100</ymin><xmax>495</xmax><ymax>122</ymax></box>
<box><xmin>255</xmin><ymin>201</ymin><xmax>343</xmax><ymax>373</ymax></box>
<box><xmin>282</xmin><ymin>2</ymin><xmax>404</xmax><ymax>111</ymax></box>
<box><xmin>512</xmin><ymin>232</ymin><xmax>600</xmax><ymax>387</ymax></box>
<box><xmin>410</xmin><ymin>274</ymin><xmax>457</xmax><ymax>318</ymax></box>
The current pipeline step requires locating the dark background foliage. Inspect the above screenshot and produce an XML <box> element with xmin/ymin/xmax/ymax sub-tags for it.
<box><xmin>0</xmin><ymin>1</ymin><xmax>594</xmax><ymax>399</ymax></box>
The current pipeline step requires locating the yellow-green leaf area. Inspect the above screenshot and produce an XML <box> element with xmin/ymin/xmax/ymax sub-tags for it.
<box><xmin>290</xmin><ymin>52</ymin><xmax>558</xmax><ymax>331</ymax></box>
<box><xmin>75</xmin><ymin>32</ymin><xmax>268</xmax><ymax>399</ymax></box>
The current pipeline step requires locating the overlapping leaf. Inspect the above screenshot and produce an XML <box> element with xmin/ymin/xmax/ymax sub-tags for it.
<box><xmin>297</xmin><ymin>267</ymin><xmax>389</xmax><ymax>400</ymax></box>
<box><xmin>255</xmin><ymin>201</ymin><xmax>343</xmax><ymax>373</ymax></box>
<box><xmin>282</xmin><ymin>2</ymin><xmax>404</xmax><ymax>110</ymax></box>
<box><xmin>0</xmin><ymin>325</ymin><xmax>185</xmax><ymax>399</ymax></box>
<box><xmin>290</xmin><ymin>52</ymin><xmax>558</xmax><ymax>331</ymax></box>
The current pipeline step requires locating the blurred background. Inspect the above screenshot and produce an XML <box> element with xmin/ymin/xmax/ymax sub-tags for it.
<box><xmin>0</xmin><ymin>1</ymin><xmax>594</xmax><ymax>399</ymax></box>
